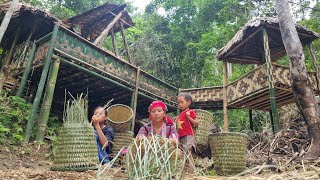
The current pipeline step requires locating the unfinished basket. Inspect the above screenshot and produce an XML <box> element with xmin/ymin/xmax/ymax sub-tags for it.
<box><xmin>194</xmin><ymin>109</ymin><xmax>214</xmax><ymax>145</ymax></box>
<box><xmin>107</xmin><ymin>104</ymin><xmax>133</xmax><ymax>133</ymax></box>
<box><xmin>50</xmin><ymin>123</ymin><xmax>98</xmax><ymax>171</ymax></box>
<box><xmin>208</xmin><ymin>132</ymin><xmax>247</xmax><ymax>176</ymax></box>
<box><xmin>112</xmin><ymin>131</ymin><xmax>134</xmax><ymax>154</ymax></box>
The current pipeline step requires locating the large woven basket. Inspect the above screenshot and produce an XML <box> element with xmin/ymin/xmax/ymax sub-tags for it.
<box><xmin>112</xmin><ymin>131</ymin><xmax>134</xmax><ymax>155</ymax></box>
<box><xmin>107</xmin><ymin>104</ymin><xmax>133</xmax><ymax>133</ymax></box>
<box><xmin>194</xmin><ymin>109</ymin><xmax>214</xmax><ymax>145</ymax></box>
<box><xmin>50</xmin><ymin>123</ymin><xmax>99</xmax><ymax>171</ymax></box>
<box><xmin>208</xmin><ymin>132</ymin><xmax>247</xmax><ymax>176</ymax></box>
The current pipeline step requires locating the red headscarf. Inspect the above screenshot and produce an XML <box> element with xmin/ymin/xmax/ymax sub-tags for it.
<box><xmin>148</xmin><ymin>101</ymin><xmax>174</xmax><ymax>125</ymax></box>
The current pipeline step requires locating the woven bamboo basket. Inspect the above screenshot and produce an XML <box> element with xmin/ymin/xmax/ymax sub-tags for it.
<box><xmin>194</xmin><ymin>109</ymin><xmax>214</xmax><ymax>146</ymax></box>
<box><xmin>112</xmin><ymin>131</ymin><xmax>134</xmax><ymax>154</ymax></box>
<box><xmin>208</xmin><ymin>132</ymin><xmax>247</xmax><ymax>176</ymax></box>
<box><xmin>50</xmin><ymin>123</ymin><xmax>99</xmax><ymax>171</ymax></box>
<box><xmin>107</xmin><ymin>104</ymin><xmax>133</xmax><ymax>133</ymax></box>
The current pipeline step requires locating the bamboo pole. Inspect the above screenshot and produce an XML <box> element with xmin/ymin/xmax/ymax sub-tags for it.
<box><xmin>263</xmin><ymin>28</ymin><xmax>279</xmax><ymax>132</ymax></box>
<box><xmin>111</xmin><ymin>27</ymin><xmax>118</xmax><ymax>57</ymax></box>
<box><xmin>131</xmin><ymin>66</ymin><xmax>140</xmax><ymax>132</ymax></box>
<box><xmin>17</xmin><ymin>23</ymin><xmax>37</xmax><ymax>67</ymax></box>
<box><xmin>35</xmin><ymin>58</ymin><xmax>60</xmax><ymax>142</ymax></box>
<box><xmin>16</xmin><ymin>43</ymin><xmax>36</xmax><ymax>97</ymax></box>
<box><xmin>24</xmin><ymin>24</ymin><xmax>59</xmax><ymax>143</ymax></box>
<box><xmin>4</xmin><ymin>27</ymin><xmax>21</xmax><ymax>66</ymax></box>
<box><xmin>223</xmin><ymin>60</ymin><xmax>229</xmax><ymax>131</ymax></box>
<box><xmin>176</xmin><ymin>88</ymin><xmax>181</xmax><ymax>115</ymax></box>
<box><xmin>309</xmin><ymin>43</ymin><xmax>320</xmax><ymax>92</ymax></box>
<box><xmin>93</xmin><ymin>10</ymin><xmax>125</xmax><ymax>46</ymax></box>
<box><xmin>0</xmin><ymin>0</ymin><xmax>20</xmax><ymax>44</ymax></box>
<box><xmin>120</xmin><ymin>21</ymin><xmax>132</xmax><ymax>63</ymax></box>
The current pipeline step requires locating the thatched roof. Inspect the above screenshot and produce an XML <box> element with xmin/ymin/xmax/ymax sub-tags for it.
<box><xmin>0</xmin><ymin>2</ymin><xmax>134</xmax><ymax>50</ymax></box>
<box><xmin>64</xmin><ymin>3</ymin><xmax>134</xmax><ymax>42</ymax></box>
<box><xmin>0</xmin><ymin>2</ymin><xmax>59</xmax><ymax>50</ymax></box>
<box><xmin>216</xmin><ymin>17</ymin><xmax>319</xmax><ymax>64</ymax></box>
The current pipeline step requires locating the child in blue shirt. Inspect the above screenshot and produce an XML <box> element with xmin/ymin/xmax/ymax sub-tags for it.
<box><xmin>92</xmin><ymin>106</ymin><xmax>114</xmax><ymax>165</ymax></box>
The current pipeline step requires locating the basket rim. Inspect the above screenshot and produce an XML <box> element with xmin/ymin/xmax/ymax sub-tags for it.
<box><xmin>107</xmin><ymin>104</ymin><xmax>133</xmax><ymax>124</ymax></box>
<box><xmin>209</xmin><ymin>132</ymin><xmax>248</xmax><ymax>138</ymax></box>
<box><xmin>194</xmin><ymin>109</ymin><xmax>214</xmax><ymax>116</ymax></box>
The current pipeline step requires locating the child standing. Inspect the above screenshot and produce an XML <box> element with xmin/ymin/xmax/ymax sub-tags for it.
<box><xmin>175</xmin><ymin>92</ymin><xmax>199</xmax><ymax>173</ymax></box>
<box><xmin>92</xmin><ymin>107</ymin><xmax>114</xmax><ymax>165</ymax></box>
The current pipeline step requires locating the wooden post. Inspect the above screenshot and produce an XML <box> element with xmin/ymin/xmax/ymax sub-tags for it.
<box><xmin>176</xmin><ymin>88</ymin><xmax>181</xmax><ymax>115</ymax></box>
<box><xmin>24</xmin><ymin>24</ymin><xmax>59</xmax><ymax>143</ymax></box>
<box><xmin>0</xmin><ymin>0</ymin><xmax>20</xmax><ymax>44</ymax></box>
<box><xmin>120</xmin><ymin>21</ymin><xmax>132</xmax><ymax>63</ymax></box>
<box><xmin>93</xmin><ymin>10</ymin><xmax>125</xmax><ymax>46</ymax></box>
<box><xmin>17</xmin><ymin>23</ymin><xmax>37</xmax><ymax>67</ymax></box>
<box><xmin>111</xmin><ymin>27</ymin><xmax>118</xmax><ymax>57</ymax></box>
<box><xmin>249</xmin><ymin>109</ymin><xmax>253</xmax><ymax>131</ymax></box>
<box><xmin>16</xmin><ymin>43</ymin><xmax>36</xmax><ymax>97</ymax></box>
<box><xmin>309</xmin><ymin>43</ymin><xmax>320</xmax><ymax>92</ymax></box>
<box><xmin>223</xmin><ymin>60</ymin><xmax>229</xmax><ymax>132</ymax></box>
<box><xmin>0</xmin><ymin>27</ymin><xmax>21</xmax><ymax>93</ymax></box>
<box><xmin>4</xmin><ymin>27</ymin><xmax>21</xmax><ymax>66</ymax></box>
<box><xmin>35</xmin><ymin>58</ymin><xmax>60</xmax><ymax>142</ymax></box>
<box><xmin>263</xmin><ymin>28</ymin><xmax>279</xmax><ymax>132</ymax></box>
<box><xmin>131</xmin><ymin>66</ymin><xmax>140</xmax><ymax>132</ymax></box>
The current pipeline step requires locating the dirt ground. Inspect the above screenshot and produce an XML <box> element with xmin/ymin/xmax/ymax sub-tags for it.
<box><xmin>1</xmin><ymin>143</ymin><xmax>320</xmax><ymax>180</ymax></box>
<box><xmin>0</xmin><ymin>143</ymin><xmax>98</xmax><ymax>180</ymax></box>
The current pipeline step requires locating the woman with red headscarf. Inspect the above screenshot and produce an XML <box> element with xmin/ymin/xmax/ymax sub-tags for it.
<box><xmin>137</xmin><ymin>101</ymin><xmax>178</xmax><ymax>143</ymax></box>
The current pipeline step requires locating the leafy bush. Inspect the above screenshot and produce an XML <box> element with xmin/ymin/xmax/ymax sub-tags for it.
<box><xmin>0</xmin><ymin>95</ymin><xmax>31</xmax><ymax>144</ymax></box>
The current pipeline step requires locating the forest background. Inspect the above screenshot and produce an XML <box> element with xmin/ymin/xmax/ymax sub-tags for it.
<box><xmin>6</xmin><ymin>0</ymin><xmax>320</xmax><ymax>133</ymax></box>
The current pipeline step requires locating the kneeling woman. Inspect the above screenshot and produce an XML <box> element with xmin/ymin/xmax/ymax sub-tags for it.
<box><xmin>137</xmin><ymin>101</ymin><xmax>178</xmax><ymax>144</ymax></box>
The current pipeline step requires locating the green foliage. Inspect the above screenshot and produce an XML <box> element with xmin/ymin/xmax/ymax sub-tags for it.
<box><xmin>0</xmin><ymin>95</ymin><xmax>31</xmax><ymax>144</ymax></box>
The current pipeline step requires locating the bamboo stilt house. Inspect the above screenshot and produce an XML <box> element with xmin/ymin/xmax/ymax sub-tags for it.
<box><xmin>0</xmin><ymin>2</ymin><xmax>178</xmax><ymax>142</ymax></box>
<box><xmin>182</xmin><ymin>17</ymin><xmax>319</xmax><ymax>131</ymax></box>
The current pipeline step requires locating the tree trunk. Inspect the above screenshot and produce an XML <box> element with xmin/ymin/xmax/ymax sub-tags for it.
<box><xmin>276</xmin><ymin>0</ymin><xmax>320</xmax><ymax>160</ymax></box>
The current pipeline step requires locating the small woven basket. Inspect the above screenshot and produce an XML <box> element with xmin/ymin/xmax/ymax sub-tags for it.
<box><xmin>194</xmin><ymin>109</ymin><xmax>214</xmax><ymax>146</ymax></box>
<box><xmin>107</xmin><ymin>104</ymin><xmax>133</xmax><ymax>133</ymax></box>
<box><xmin>208</xmin><ymin>132</ymin><xmax>247</xmax><ymax>176</ymax></box>
<box><xmin>50</xmin><ymin>123</ymin><xmax>99</xmax><ymax>171</ymax></box>
<box><xmin>112</xmin><ymin>131</ymin><xmax>134</xmax><ymax>154</ymax></box>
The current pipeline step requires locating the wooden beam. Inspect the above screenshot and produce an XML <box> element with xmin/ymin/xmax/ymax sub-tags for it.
<box><xmin>16</xmin><ymin>43</ymin><xmax>37</xmax><ymax>97</ymax></box>
<box><xmin>93</xmin><ymin>10</ymin><xmax>125</xmax><ymax>46</ymax></box>
<box><xmin>111</xmin><ymin>27</ymin><xmax>118</xmax><ymax>57</ymax></box>
<box><xmin>120</xmin><ymin>21</ymin><xmax>132</xmax><ymax>63</ymax></box>
<box><xmin>106</xmin><ymin>9</ymin><xmax>134</xmax><ymax>28</ymax></box>
<box><xmin>131</xmin><ymin>66</ymin><xmax>140</xmax><ymax>132</ymax></box>
<box><xmin>223</xmin><ymin>61</ymin><xmax>228</xmax><ymax>131</ymax></box>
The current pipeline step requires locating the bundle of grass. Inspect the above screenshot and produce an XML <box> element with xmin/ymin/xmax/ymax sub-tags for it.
<box><xmin>126</xmin><ymin>135</ymin><xmax>187</xmax><ymax>179</ymax></box>
<box><xmin>51</xmin><ymin>94</ymin><xmax>99</xmax><ymax>171</ymax></box>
